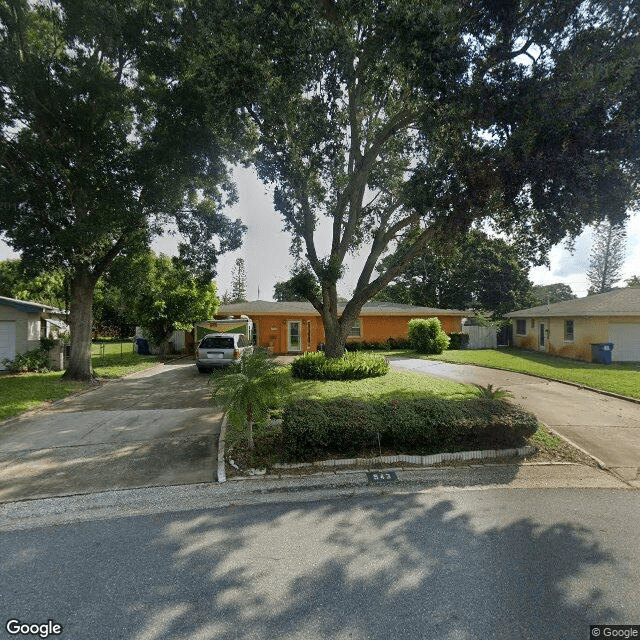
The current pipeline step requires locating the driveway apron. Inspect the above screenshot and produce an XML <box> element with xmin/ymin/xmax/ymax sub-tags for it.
<box><xmin>389</xmin><ymin>358</ymin><xmax>640</xmax><ymax>488</ymax></box>
<box><xmin>0</xmin><ymin>360</ymin><xmax>222</xmax><ymax>502</ymax></box>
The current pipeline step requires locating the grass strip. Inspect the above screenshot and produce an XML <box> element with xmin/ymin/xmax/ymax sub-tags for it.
<box><xmin>416</xmin><ymin>348</ymin><xmax>640</xmax><ymax>399</ymax></box>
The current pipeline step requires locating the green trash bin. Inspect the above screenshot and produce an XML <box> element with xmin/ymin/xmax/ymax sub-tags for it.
<box><xmin>591</xmin><ymin>343</ymin><xmax>613</xmax><ymax>365</ymax></box>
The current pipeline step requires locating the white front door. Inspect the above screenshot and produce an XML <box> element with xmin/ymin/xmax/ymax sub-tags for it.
<box><xmin>288</xmin><ymin>321</ymin><xmax>302</xmax><ymax>352</ymax></box>
<box><xmin>0</xmin><ymin>321</ymin><xmax>16</xmax><ymax>369</ymax></box>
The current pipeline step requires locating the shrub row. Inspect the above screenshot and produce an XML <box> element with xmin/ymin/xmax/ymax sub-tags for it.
<box><xmin>281</xmin><ymin>397</ymin><xmax>538</xmax><ymax>461</ymax></box>
<box><xmin>1</xmin><ymin>338</ymin><xmax>55</xmax><ymax>373</ymax></box>
<box><xmin>291</xmin><ymin>351</ymin><xmax>390</xmax><ymax>380</ymax></box>
<box><xmin>344</xmin><ymin>337</ymin><xmax>412</xmax><ymax>351</ymax></box>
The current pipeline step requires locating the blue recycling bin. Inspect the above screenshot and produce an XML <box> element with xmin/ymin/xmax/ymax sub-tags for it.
<box><xmin>591</xmin><ymin>343</ymin><xmax>613</xmax><ymax>365</ymax></box>
<box><xmin>135</xmin><ymin>337</ymin><xmax>150</xmax><ymax>355</ymax></box>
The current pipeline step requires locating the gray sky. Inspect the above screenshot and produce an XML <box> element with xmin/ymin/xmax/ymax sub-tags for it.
<box><xmin>2</xmin><ymin>165</ymin><xmax>639</xmax><ymax>300</ymax></box>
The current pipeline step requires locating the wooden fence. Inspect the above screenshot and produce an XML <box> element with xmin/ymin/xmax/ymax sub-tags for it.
<box><xmin>462</xmin><ymin>326</ymin><xmax>497</xmax><ymax>349</ymax></box>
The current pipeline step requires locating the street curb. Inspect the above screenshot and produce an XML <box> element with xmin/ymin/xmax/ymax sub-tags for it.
<box><xmin>542</xmin><ymin>425</ymin><xmax>608</xmax><ymax>470</ymax></box>
<box><xmin>216</xmin><ymin>413</ymin><xmax>228</xmax><ymax>483</ymax></box>
<box><xmin>542</xmin><ymin>426</ymin><xmax>637</xmax><ymax>488</ymax></box>
<box><xmin>0</xmin><ymin>464</ymin><xmax>629</xmax><ymax>532</ymax></box>
<box><xmin>410</xmin><ymin>357</ymin><xmax>640</xmax><ymax>405</ymax></box>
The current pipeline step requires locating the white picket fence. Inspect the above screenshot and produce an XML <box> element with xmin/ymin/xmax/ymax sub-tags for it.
<box><xmin>462</xmin><ymin>326</ymin><xmax>497</xmax><ymax>349</ymax></box>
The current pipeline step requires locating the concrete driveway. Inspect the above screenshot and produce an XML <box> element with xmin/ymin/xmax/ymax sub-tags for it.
<box><xmin>389</xmin><ymin>357</ymin><xmax>640</xmax><ymax>487</ymax></box>
<box><xmin>0</xmin><ymin>359</ymin><xmax>222</xmax><ymax>503</ymax></box>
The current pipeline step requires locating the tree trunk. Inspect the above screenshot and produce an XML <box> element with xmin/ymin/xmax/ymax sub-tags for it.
<box><xmin>322</xmin><ymin>311</ymin><xmax>347</xmax><ymax>358</ymax></box>
<box><xmin>319</xmin><ymin>283</ymin><xmax>364</xmax><ymax>358</ymax></box>
<box><xmin>158</xmin><ymin>328</ymin><xmax>175</xmax><ymax>359</ymax></box>
<box><xmin>63</xmin><ymin>271</ymin><xmax>98</xmax><ymax>381</ymax></box>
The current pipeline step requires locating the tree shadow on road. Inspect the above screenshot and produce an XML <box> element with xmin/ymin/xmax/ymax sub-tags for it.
<box><xmin>1</xmin><ymin>492</ymin><xmax>624</xmax><ymax>638</ymax></box>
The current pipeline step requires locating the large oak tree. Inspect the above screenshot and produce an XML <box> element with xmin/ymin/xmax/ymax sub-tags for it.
<box><xmin>196</xmin><ymin>0</ymin><xmax>639</xmax><ymax>356</ymax></box>
<box><xmin>0</xmin><ymin>0</ymin><xmax>249</xmax><ymax>379</ymax></box>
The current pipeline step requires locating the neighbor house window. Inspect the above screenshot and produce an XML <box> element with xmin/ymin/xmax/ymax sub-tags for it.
<box><xmin>348</xmin><ymin>318</ymin><xmax>362</xmax><ymax>338</ymax></box>
<box><xmin>516</xmin><ymin>319</ymin><xmax>527</xmax><ymax>336</ymax></box>
<box><xmin>564</xmin><ymin>319</ymin><xmax>574</xmax><ymax>341</ymax></box>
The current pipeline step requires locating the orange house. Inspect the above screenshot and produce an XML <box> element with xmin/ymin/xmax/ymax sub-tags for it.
<box><xmin>216</xmin><ymin>301</ymin><xmax>468</xmax><ymax>355</ymax></box>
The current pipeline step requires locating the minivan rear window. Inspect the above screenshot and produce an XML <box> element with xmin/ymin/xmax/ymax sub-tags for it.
<box><xmin>200</xmin><ymin>337</ymin><xmax>234</xmax><ymax>349</ymax></box>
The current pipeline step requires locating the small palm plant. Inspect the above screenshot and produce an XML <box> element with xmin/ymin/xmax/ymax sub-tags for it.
<box><xmin>473</xmin><ymin>383</ymin><xmax>513</xmax><ymax>400</ymax></box>
<box><xmin>209</xmin><ymin>348</ymin><xmax>291</xmax><ymax>449</ymax></box>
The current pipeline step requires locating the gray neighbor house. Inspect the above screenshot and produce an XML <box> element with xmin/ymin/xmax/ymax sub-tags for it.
<box><xmin>0</xmin><ymin>296</ymin><xmax>68</xmax><ymax>370</ymax></box>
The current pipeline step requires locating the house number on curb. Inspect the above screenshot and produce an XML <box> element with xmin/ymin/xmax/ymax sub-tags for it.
<box><xmin>366</xmin><ymin>471</ymin><xmax>398</xmax><ymax>483</ymax></box>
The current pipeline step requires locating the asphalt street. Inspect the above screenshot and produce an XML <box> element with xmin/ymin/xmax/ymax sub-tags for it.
<box><xmin>1</xmin><ymin>487</ymin><xmax>639</xmax><ymax>639</ymax></box>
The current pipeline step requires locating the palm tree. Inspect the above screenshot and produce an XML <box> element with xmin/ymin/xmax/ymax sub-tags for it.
<box><xmin>209</xmin><ymin>349</ymin><xmax>290</xmax><ymax>449</ymax></box>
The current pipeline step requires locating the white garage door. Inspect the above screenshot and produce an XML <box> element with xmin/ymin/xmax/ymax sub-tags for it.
<box><xmin>608</xmin><ymin>323</ymin><xmax>640</xmax><ymax>362</ymax></box>
<box><xmin>0</xmin><ymin>321</ymin><xmax>16</xmax><ymax>370</ymax></box>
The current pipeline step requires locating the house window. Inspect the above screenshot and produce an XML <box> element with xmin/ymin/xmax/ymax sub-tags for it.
<box><xmin>348</xmin><ymin>318</ymin><xmax>362</xmax><ymax>338</ymax></box>
<box><xmin>307</xmin><ymin>321</ymin><xmax>311</xmax><ymax>345</ymax></box>
<box><xmin>564</xmin><ymin>319</ymin><xmax>574</xmax><ymax>342</ymax></box>
<box><xmin>516</xmin><ymin>319</ymin><xmax>527</xmax><ymax>336</ymax></box>
<box><xmin>531</xmin><ymin>319</ymin><xmax>535</xmax><ymax>329</ymax></box>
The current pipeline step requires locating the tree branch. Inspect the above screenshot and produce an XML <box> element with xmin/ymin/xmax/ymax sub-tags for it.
<box><xmin>92</xmin><ymin>232</ymin><xmax>131</xmax><ymax>278</ymax></box>
<box><xmin>334</xmin><ymin>106</ymin><xmax>417</xmax><ymax>263</ymax></box>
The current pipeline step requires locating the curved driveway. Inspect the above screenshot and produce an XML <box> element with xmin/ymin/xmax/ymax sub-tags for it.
<box><xmin>0</xmin><ymin>360</ymin><xmax>221</xmax><ymax>502</ymax></box>
<box><xmin>389</xmin><ymin>357</ymin><xmax>640</xmax><ymax>487</ymax></box>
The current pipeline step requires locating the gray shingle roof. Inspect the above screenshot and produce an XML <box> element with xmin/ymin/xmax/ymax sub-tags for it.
<box><xmin>505</xmin><ymin>288</ymin><xmax>640</xmax><ymax>317</ymax></box>
<box><xmin>0</xmin><ymin>295</ymin><xmax>64</xmax><ymax>315</ymax></box>
<box><xmin>218</xmin><ymin>300</ymin><xmax>468</xmax><ymax>317</ymax></box>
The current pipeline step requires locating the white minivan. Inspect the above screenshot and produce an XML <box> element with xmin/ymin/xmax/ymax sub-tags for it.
<box><xmin>196</xmin><ymin>333</ymin><xmax>253</xmax><ymax>372</ymax></box>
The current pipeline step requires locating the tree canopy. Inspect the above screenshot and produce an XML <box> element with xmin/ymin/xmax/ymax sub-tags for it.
<box><xmin>0</xmin><ymin>259</ymin><xmax>67</xmax><ymax>308</ymax></box>
<box><xmin>373</xmin><ymin>230</ymin><xmax>534</xmax><ymax>317</ymax></box>
<box><xmin>191</xmin><ymin>0</ymin><xmax>639</xmax><ymax>356</ymax></box>
<box><xmin>0</xmin><ymin>0</ymin><xmax>248</xmax><ymax>378</ymax></box>
<box><xmin>132</xmin><ymin>253</ymin><xmax>219</xmax><ymax>355</ymax></box>
<box><xmin>530</xmin><ymin>283</ymin><xmax>577</xmax><ymax>306</ymax></box>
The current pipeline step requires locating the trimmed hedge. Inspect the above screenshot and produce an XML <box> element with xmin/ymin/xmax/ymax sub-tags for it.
<box><xmin>282</xmin><ymin>397</ymin><xmax>538</xmax><ymax>461</ymax></box>
<box><xmin>345</xmin><ymin>337</ymin><xmax>412</xmax><ymax>351</ymax></box>
<box><xmin>408</xmin><ymin>318</ymin><xmax>450</xmax><ymax>354</ymax></box>
<box><xmin>291</xmin><ymin>351</ymin><xmax>390</xmax><ymax>380</ymax></box>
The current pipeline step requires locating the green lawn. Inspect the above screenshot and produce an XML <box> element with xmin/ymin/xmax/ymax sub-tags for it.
<box><xmin>91</xmin><ymin>341</ymin><xmax>159</xmax><ymax>378</ymax></box>
<box><xmin>0</xmin><ymin>343</ymin><xmax>160</xmax><ymax>421</ymax></box>
<box><xmin>0</xmin><ymin>371</ymin><xmax>81</xmax><ymax>421</ymax></box>
<box><xmin>418</xmin><ymin>348</ymin><xmax>640</xmax><ymax>399</ymax></box>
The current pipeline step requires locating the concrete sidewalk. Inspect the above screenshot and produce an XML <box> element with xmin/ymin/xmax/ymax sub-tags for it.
<box><xmin>0</xmin><ymin>360</ymin><xmax>223</xmax><ymax>503</ymax></box>
<box><xmin>389</xmin><ymin>358</ymin><xmax>640</xmax><ymax>487</ymax></box>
